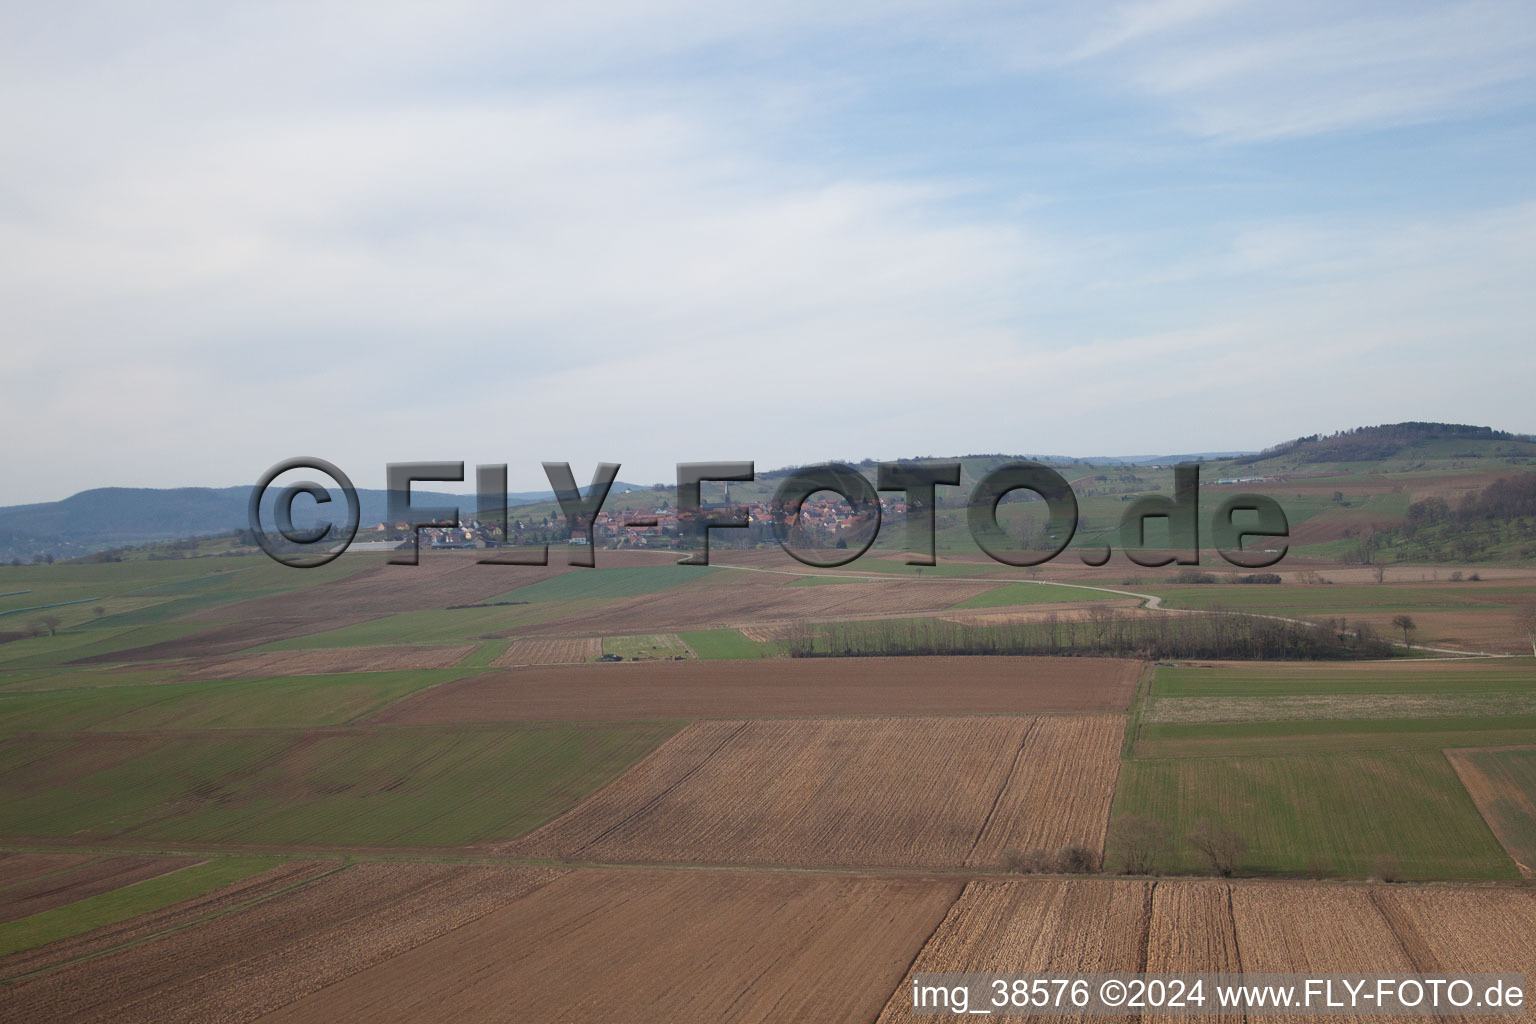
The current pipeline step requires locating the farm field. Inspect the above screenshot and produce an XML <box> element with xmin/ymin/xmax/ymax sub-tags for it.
<box><xmin>181</xmin><ymin>643</ymin><xmax>475</xmax><ymax>679</ymax></box>
<box><xmin>490</xmin><ymin>636</ymin><xmax>601</xmax><ymax>666</ymax></box>
<box><xmin>877</xmin><ymin>878</ymin><xmax>1536</xmax><ymax>1023</ymax></box>
<box><xmin>602</xmin><ymin>632</ymin><xmax>691</xmax><ymax>660</ymax></box>
<box><xmin>1115</xmin><ymin>660</ymin><xmax>1533</xmax><ymax>878</ymax></box>
<box><xmin>259</xmin><ymin>869</ymin><xmax>962</xmax><ymax>1024</ymax></box>
<box><xmin>1111</xmin><ymin>751</ymin><xmax>1515</xmax><ymax>878</ymax></box>
<box><xmin>0</xmin><ymin>721</ymin><xmax>680</xmax><ymax>847</ymax></box>
<box><xmin>0</xmin><ymin>669</ymin><xmax>473</xmax><ymax>731</ymax></box>
<box><xmin>0</xmin><ymin>862</ymin><xmax>563</xmax><ymax>1024</ymax></box>
<box><xmin>373</xmin><ymin>656</ymin><xmax>1142</xmax><ymax>722</ymax></box>
<box><xmin>508</xmin><ymin>714</ymin><xmax>1125</xmax><ymax>868</ymax></box>
<box><xmin>1446</xmin><ymin>746</ymin><xmax>1536</xmax><ymax>877</ymax></box>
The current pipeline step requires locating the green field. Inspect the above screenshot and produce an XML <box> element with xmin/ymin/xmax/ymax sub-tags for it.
<box><xmin>256</xmin><ymin>602</ymin><xmax>594</xmax><ymax>650</ymax></box>
<box><xmin>1445</xmin><ymin>747</ymin><xmax>1536</xmax><ymax>875</ymax></box>
<box><xmin>677</xmin><ymin>628</ymin><xmax>780</xmax><ymax>659</ymax></box>
<box><xmin>0</xmin><ymin>856</ymin><xmax>282</xmax><ymax>958</ymax></box>
<box><xmin>1152</xmin><ymin>660</ymin><xmax>1536</xmax><ymax>697</ymax></box>
<box><xmin>1111</xmin><ymin>751</ymin><xmax>1517</xmax><ymax>879</ymax></box>
<box><xmin>0</xmin><ymin>670</ymin><xmax>470</xmax><ymax>731</ymax></box>
<box><xmin>0</xmin><ymin>721</ymin><xmax>682</xmax><ymax>847</ymax></box>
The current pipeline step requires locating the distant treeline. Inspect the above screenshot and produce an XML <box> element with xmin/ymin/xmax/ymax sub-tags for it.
<box><xmin>785</xmin><ymin>607</ymin><xmax>1394</xmax><ymax>661</ymax></box>
<box><xmin>1232</xmin><ymin>422</ymin><xmax>1530</xmax><ymax>466</ymax></box>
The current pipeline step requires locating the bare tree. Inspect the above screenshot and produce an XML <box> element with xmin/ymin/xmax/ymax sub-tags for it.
<box><xmin>1108</xmin><ymin>815</ymin><xmax>1171</xmax><ymax>874</ymax></box>
<box><xmin>1391</xmin><ymin>614</ymin><xmax>1416</xmax><ymax>648</ymax></box>
<box><xmin>26</xmin><ymin>614</ymin><xmax>62</xmax><ymax>637</ymax></box>
<box><xmin>1373</xmin><ymin>564</ymin><xmax>1386</xmax><ymax>584</ymax></box>
<box><xmin>1186</xmin><ymin>820</ymin><xmax>1246</xmax><ymax>877</ymax></box>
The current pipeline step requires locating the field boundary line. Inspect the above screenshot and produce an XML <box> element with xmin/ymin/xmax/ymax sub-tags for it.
<box><xmin>565</xmin><ymin>721</ymin><xmax>750</xmax><ymax>858</ymax></box>
<box><xmin>0</xmin><ymin>861</ymin><xmax>352</xmax><ymax>984</ymax></box>
<box><xmin>962</xmin><ymin>718</ymin><xmax>1038</xmax><ymax>866</ymax></box>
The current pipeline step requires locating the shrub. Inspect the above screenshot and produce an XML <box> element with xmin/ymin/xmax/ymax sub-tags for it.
<box><xmin>1057</xmin><ymin>844</ymin><xmax>1098</xmax><ymax>874</ymax></box>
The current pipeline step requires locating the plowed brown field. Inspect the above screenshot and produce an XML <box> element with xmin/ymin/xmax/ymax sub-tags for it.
<box><xmin>259</xmin><ymin>868</ymin><xmax>962</xmax><ymax>1024</ymax></box>
<box><xmin>490</xmin><ymin>637</ymin><xmax>601</xmax><ymax>666</ymax></box>
<box><xmin>183</xmin><ymin>644</ymin><xmax>475</xmax><ymax>679</ymax></box>
<box><xmin>0</xmin><ymin>862</ymin><xmax>563</xmax><ymax>1024</ymax></box>
<box><xmin>508</xmin><ymin>714</ymin><xmax>1124</xmax><ymax>868</ymax></box>
<box><xmin>372</xmin><ymin>656</ymin><xmax>1141</xmax><ymax>722</ymax></box>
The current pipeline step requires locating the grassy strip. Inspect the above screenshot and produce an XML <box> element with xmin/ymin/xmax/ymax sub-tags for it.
<box><xmin>0</xmin><ymin>856</ymin><xmax>277</xmax><ymax>958</ymax></box>
<box><xmin>677</xmin><ymin>628</ymin><xmax>780</xmax><ymax>660</ymax></box>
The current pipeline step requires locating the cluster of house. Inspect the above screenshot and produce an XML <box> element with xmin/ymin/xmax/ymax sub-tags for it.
<box><xmin>374</xmin><ymin>493</ymin><xmax>912</xmax><ymax>550</ymax></box>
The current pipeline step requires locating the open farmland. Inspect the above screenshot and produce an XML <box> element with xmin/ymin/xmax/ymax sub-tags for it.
<box><xmin>0</xmin><ymin>863</ymin><xmax>563</xmax><ymax>1024</ymax></box>
<box><xmin>0</xmin><ymin>721</ymin><xmax>680</xmax><ymax>848</ymax></box>
<box><xmin>1112</xmin><ymin>750</ymin><xmax>1516</xmax><ymax>878</ymax></box>
<box><xmin>373</xmin><ymin>656</ymin><xmax>1142</xmax><ymax>722</ymax></box>
<box><xmin>181</xmin><ymin>644</ymin><xmax>475</xmax><ymax>679</ymax></box>
<box><xmin>0</xmin><ymin>855</ymin><xmax>189</xmax><ymax>924</ymax></box>
<box><xmin>877</xmin><ymin>879</ymin><xmax>1536</xmax><ymax>1023</ymax></box>
<box><xmin>0</xmin><ymin>670</ymin><xmax>472</xmax><ymax>731</ymax></box>
<box><xmin>502</xmin><ymin>569</ymin><xmax>1005</xmax><ymax>636</ymax></box>
<box><xmin>509</xmin><ymin>714</ymin><xmax>1125</xmax><ymax>868</ymax></box>
<box><xmin>489</xmin><ymin>636</ymin><xmax>601</xmax><ymax>666</ymax></box>
<box><xmin>259</xmin><ymin>869</ymin><xmax>962</xmax><ymax>1024</ymax></box>
<box><xmin>1446</xmin><ymin>746</ymin><xmax>1536</xmax><ymax>877</ymax></box>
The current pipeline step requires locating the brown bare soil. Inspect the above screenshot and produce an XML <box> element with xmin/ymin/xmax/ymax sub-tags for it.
<box><xmin>0</xmin><ymin>855</ymin><xmax>191</xmax><ymax>924</ymax></box>
<box><xmin>490</xmin><ymin>636</ymin><xmax>601</xmax><ymax>666</ymax></box>
<box><xmin>372</xmin><ymin>656</ymin><xmax>1142</xmax><ymax>723</ymax></box>
<box><xmin>502</xmin><ymin>572</ymin><xmax>1001</xmax><ymax>636</ymax></box>
<box><xmin>508</xmin><ymin>714</ymin><xmax>1125</xmax><ymax>868</ymax></box>
<box><xmin>878</xmin><ymin>878</ymin><xmax>1536</xmax><ymax>1024</ymax></box>
<box><xmin>0</xmin><ymin>862</ymin><xmax>564</xmax><ymax>1024</ymax></box>
<box><xmin>180</xmin><ymin>644</ymin><xmax>476</xmax><ymax>679</ymax></box>
<box><xmin>259</xmin><ymin>868</ymin><xmax>963</xmax><ymax>1024</ymax></box>
<box><xmin>0</xmin><ymin>852</ymin><xmax>93</xmax><ymax>889</ymax></box>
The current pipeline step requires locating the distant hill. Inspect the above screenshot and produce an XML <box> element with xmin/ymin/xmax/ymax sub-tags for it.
<box><xmin>1229</xmin><ymin>423</ymin><xmax>1536</xmax><ymax>467</ymax></box>
<box><xmin>0</xmin><ymin>482</ymin><xmax>647</xmax><ymax>561</ymax></box>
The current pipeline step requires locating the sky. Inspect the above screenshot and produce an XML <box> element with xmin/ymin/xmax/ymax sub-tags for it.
<box><xmin>2</xmin><ymin>0</ymin><xmax>1534</xmax><ymax>504</ymax></box>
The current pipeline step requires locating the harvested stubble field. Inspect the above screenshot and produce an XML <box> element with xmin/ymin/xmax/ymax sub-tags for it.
<box><xmin>0</xmin><ymin>862</ymin><xmax>563</xmax><ymax>1024</ymax></box>
<box><xmin>509</xmin><ymin>714</ymin><xmax>1125</xmax><ymax>868</ymax></box>
<box><xmin>877</xmin><ymin>878</ymin><xmax>1536</xmax><ymax>1024</ymax></box>
<box><xmin>182</xmin><ymin>644</ymin><xmax>475</xmax><ymax>679</ymax></box>
<box><xmin>489</xmin><ymin>636</ymin><xmax>601</xmax><ymax>666</ymax></box>
<box><xmin>941</xmin><ymin>600</ymin><xmax>1141</xmax><ymax>628</ymax></box>
<box><xmin>1445</xmin><ymin>746</ymin><xmax>1536</xmax><ymax>877</ymax></box>
<box><xmin>259</xmin><ymin>868</ymin><xmax>962</xmax><ymax>1024</ymax></box>
<box><xmin>370</xmin><ymin>656</ymin><xmax>1142</xmax><ymax>723</ymax></box>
